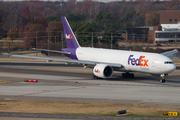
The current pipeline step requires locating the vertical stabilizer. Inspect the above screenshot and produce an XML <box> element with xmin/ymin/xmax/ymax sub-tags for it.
<box><xmin>61</xmin><ymin>17</ymin><xmax>80</xmax><ymax>48</ymax></box>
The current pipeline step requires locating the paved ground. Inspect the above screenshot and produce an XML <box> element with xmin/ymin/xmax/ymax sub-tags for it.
<box><xmin>0</xmin><ymin>61</ymin><xmax>180</xmax><ymax>105</ymax></box>
<box><xmin>0</xmin><ymin>61</ymin><xmax>180</xmax><ymax>119</ymax></box>
<box><xmin>0</xmin><ymin>113</ymin><xmax>180</xmax><ymax>120</ymax></box>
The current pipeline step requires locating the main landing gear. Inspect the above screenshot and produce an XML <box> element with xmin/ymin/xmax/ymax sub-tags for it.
<box><xmin>122</xmin><ymin>72</ymin><xmax>134</xmax><ymax>78</ymax></box>
<box><xmin>160</xmin><ymin>74</ymin><xmax>166</xmax><ymax>83</ymax></box>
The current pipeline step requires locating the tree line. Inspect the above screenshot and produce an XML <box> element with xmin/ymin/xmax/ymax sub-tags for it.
<box><xmin>0</xmin><ymin>0</ymin><xmax>180</xmax><ymax>49</ymax></box>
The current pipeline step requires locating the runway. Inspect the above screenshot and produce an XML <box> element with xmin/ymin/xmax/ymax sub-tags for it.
<box><xmin>0</xmin><ymin>61</ymin><xmax>180</xmax><ymax>106</ymax></box>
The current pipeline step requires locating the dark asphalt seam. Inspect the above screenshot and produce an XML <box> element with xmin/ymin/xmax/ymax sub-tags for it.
<box><xmin>15</xmin><ymin>86</ymin><xmax>86</xmax><ymax>97</ymax></box>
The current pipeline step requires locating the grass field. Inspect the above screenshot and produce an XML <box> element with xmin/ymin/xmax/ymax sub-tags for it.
<box><xmin>0</xmin><ymin>99</ymin><xmax>179</xmax><ymax>118</ymax></box>
<box><xmin>0</xmin><ymin>80</ymin><xmax>13</xmax><ymax>83</ymax></box>
<box><xmin>172</xmin><ymin>59</ymin><xmax>180</xmax><ymax>64</ymax></box>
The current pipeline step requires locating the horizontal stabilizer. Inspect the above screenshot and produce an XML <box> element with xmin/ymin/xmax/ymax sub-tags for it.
<box><xmin>32</xmin><ymin>48</ymin><xmax>71</xmax><ymax>54</ymax></box>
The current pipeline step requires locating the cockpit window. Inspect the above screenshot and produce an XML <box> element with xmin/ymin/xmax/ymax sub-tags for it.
<box><xmin>164</xmin><ymin>61</ymin><xmax>174</xmax><ymax>64</ymax></box>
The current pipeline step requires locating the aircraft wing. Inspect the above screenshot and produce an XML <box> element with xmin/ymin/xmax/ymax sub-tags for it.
<box><xmin>9</xmin><ymin>54</ymin><xmax>122</xmax><ymax>68</ymax></box>
<box><xmin>32</xmin><ymin>48</ymin><xmax>70</xmax><ymax>54</ymax></box>
<box><xmin>161</xmin><ymin>49</ymin><xmax>178</xmax><ymax>58</ymax></box>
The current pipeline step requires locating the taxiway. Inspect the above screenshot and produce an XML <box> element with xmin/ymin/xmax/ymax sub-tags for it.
<box><xmin>0</xmin><ymin>61</ymin><xmax>180</xmax><ymax>106</ymax></box>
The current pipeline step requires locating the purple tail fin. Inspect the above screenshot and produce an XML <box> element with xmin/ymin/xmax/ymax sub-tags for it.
<box><xmin>61</xmin><ymin>17</ymin><xmax>80</xmax><ymax>48</ymax></box>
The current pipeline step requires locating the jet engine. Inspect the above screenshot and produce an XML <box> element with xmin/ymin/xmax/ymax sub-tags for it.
<box><xmin>93</xmin><ymin>64</ymin><xmax>113</xmax><ymax>78</ymax></box>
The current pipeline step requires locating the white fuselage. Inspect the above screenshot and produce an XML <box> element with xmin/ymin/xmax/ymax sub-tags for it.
<box><xmin>76</xmin><ymin>47</ymin><xmax>176</xmax><ymax>75</ymax></box>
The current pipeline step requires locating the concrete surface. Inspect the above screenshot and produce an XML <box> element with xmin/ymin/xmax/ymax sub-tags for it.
<box><xmin>0</xmin><ymin>61</ymin><xmax>180</xmax><ymax>120</ymax></box>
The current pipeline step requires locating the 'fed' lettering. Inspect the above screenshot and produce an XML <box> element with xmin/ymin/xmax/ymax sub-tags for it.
<box><xmin>128</xmin><ymin>55</ymin><xmax>149</xmax><ymax>67</ymax></box>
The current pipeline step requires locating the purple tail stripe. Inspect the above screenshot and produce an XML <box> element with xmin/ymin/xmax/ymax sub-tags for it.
<box><xmin>61</xmin><ymin>17</ymin><xmax>80</xmax><ymax>48</ymax></box>
<box><xmin>61</xmin><ymin>17</ymin><xmax>80</xmax><ymax>60</ymax></box>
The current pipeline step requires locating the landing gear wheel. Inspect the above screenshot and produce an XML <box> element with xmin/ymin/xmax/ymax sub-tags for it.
<box><xmin>160</xmin><ymin>74</ymin><xmax>166</xmax><ymax>83</ymax></box>
<box><xmin>129</xmin><ymin>73</ymin><xmax>134</xmax><ymax>78</ymax></box>
<box><xmin>160</xmin><ymin>79</ymin><xmax>166</xmax><ymax>83</ymax></box>
<box><xmin>122</xmin><ymin>73</ymin><xmax>126</xmax><ymax>78</ymax></box>
<box><xmin>122</xmin><ymin>73</ymin><xmax>134</xmax><ymax>78</ymax></box>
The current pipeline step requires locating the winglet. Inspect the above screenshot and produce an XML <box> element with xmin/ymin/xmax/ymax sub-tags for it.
<box><xmin>61</xmin><ymin>17</ymin><xmax>80</xmax><ymax>48</ymax></box>
<box><xmin>161</xmin><ymin>49</ymin><xmax>178</xmax><ymax>58</ymax></box>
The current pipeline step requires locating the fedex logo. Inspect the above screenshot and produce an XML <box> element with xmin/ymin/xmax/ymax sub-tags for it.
<box><xmin>65</xmin><ymin>34</ymin><xmax>72</xmax><ymax>39</ymax></box>
<box><xmin>128</xmin><ymin>55</ymin><xmax>149</xmax><ymax>67</ymax></box>
<box><xmin>95</xmin><ymin>69</ymin><xmax>100</xmax><ymax>73</ymax></box>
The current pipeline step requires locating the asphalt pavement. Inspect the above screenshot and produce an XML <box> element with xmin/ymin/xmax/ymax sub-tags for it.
<box><xmin>0</xmin><ymin>61</ymin><xmax>180</xmax><ymax>120</ymax></box>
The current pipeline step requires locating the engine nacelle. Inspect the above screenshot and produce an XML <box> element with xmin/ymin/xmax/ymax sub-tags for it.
<box><xmin>93</xmin><ymin>64</ymin><xmax>113</xmax><ymax>78</ymax></box>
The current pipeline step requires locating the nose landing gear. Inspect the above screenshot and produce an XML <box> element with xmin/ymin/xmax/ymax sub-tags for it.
<box><xmin>160</xmin><ymin>74</ymin><xmax>166</xmax><ymax>83</ymax></box>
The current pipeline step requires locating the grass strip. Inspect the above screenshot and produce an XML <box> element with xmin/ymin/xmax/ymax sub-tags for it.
<box><xmin>0</xmin><ymin>99</ymin><xmax>179</xmax><ymax>118</ymax></box>
<box><xmin>173</xmin><ymin>59</ymin><xmax>180</xmax><ymax>64</ymax></box>
<box><xmin>0</xmin><ymin>80</ymin><xmax>13</xmax><ymax>83</ymax></box>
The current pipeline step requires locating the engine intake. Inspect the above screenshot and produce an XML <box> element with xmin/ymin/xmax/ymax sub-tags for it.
<box><xmin>93</xmin><ymin>64</ymin><xmax>113</xmax><ymax>78</ymax></box>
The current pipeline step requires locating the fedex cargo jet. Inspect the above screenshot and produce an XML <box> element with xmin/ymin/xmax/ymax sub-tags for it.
<box><xmin>10</xmin><ymin>17</ymin><xmax>178</xmax><ymax>83</ymax></box>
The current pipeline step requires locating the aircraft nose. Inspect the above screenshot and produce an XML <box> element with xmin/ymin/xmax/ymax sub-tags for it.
<box><xmin>167</xmin><ymin>64</ymin><xmax>176</xmax><ymax>73</ymax></box>
<box><xmin>172</xmin><ymin>64</ymin><xmax>176</xmax><ymax>71</ymax></box>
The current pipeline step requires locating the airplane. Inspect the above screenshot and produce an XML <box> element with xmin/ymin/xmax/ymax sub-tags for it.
<box><xmin>8</xmin><ymin>17</ymin><xmax>178</xmax><ymax>83</ymax></box>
